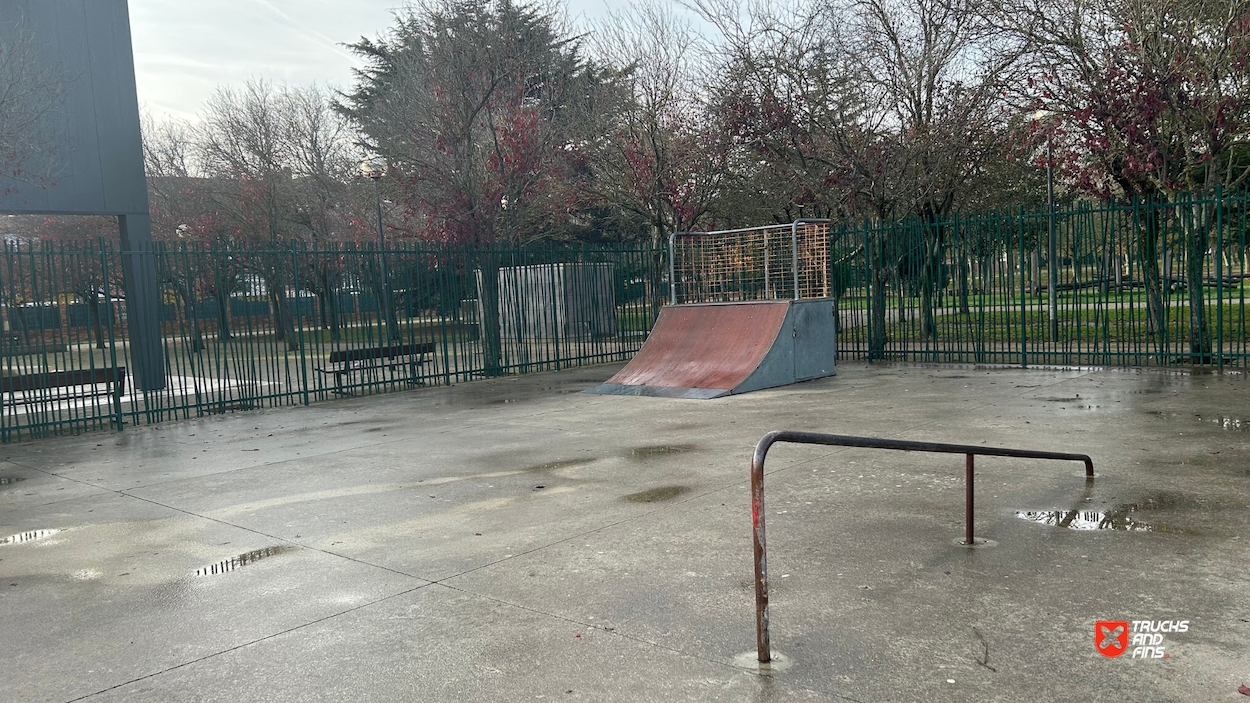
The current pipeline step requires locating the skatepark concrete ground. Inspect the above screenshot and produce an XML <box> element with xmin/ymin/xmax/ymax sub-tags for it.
<box><xmin>1</xmin><ymin>362</ymin><xmax>1247</xmax><ymax>702</ymax></box>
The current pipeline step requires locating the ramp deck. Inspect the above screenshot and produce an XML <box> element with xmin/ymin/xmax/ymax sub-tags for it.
<box><xmin>588</xmin><ymin>300</ymin><xmax>835</xmax><ymax>399</ymax></box>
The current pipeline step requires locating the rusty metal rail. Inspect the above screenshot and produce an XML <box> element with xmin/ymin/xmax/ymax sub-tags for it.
<box><xmin>750</xmin><ymin>430</ymin><xmax>1094</xmax><ymax>664</ymax></box>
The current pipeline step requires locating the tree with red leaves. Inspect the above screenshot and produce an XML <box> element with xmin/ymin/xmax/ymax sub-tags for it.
<box><xmin>340</xmin><ymin>0</ymin><xmax>604</xmax><ymax>373</ymax></box>
<box><xmin>338</xmin><ymin>0</ymin><xmax>600</xmax><ymax>245</ymax></box>
<box><xmin>1009</xmin><ymin>0</ymin><xmax>1250</xmax><ymax>361</ymax></box>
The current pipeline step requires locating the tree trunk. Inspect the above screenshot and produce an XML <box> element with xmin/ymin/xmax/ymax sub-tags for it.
<box><xmin>1070</xmin><ymin>245</ymin><xmax>1080</xmax><ymax>294</ymax></box>
<box><xmin>1006</xmin><ymin>242</ymin><xmax>1015</xmax><ymax>296</ymax></box>
<box><xmin>920</xmin><ymin>223</ymin><xmax>943</xmax><ymax>340</ymax></box>
<box><xmin>648</xmin><ymin>244</ymin><xmax>666</xmax><ymax>321</ymax></box>
<box><xmin>1030</xmin><ymin>250</ymin><xmax>1040</xmax><ymax>296</ymax></box>
<box><xmin>184</xmin><ymin>296</ymin><xmax>204</xmax><ymax>354</ymax></box>
<box><xmin>1101</xmin><ymin>248</ymin><xmax>1112</xmax><ymax>298</ymax></box>
<box><xmin>1186</xmin><ymin>212</ymin><xmax>1212</xmax><ymax>364</ymax></box>
<box><xmin>477</xmin><ymin>259</ymin><xmax>504</xmax><ymax>376</ymax></box>
<box><xmin>267</xmin><ymin>288</ymin><xmax>297</xmax><ymax>351</ymax></box>
<box><xmin>86</xmin><ymin>291</ymin><xmax>106</xmax><ymax>350</ymax></box>
<box><xmin>318</xmin><ymin>266</ymin><xmax>340</xmax><ymax>341</ymax></box>
<box><xmin>958</xmin><ymin>255</ymin><xmax>970</xmax><ymax>315</ymax></box>
<box><xmin>869</xmin><ymin>230</ymin><xmax>888</xmax><ymax>359</ymax></box>
<box><xmin>215</xmin><ymin>287</ymin><xmax>232</xmax><ymax>341</ymax></box>
<box><xmin>920</xmin><ymin>265</ymin><xmax>936</xmax><ymax>339</ymax></box>
<box><xmin>377</xmin><ymin>271</ymin><xmax>401</xmax><ymax>342</ymax></box>
<box><xmin>320</xmin><ymin>289</ymin><xmax>340</xmax><ymax>342</ymax></box>
<box><xmin>1138</xmin><ymin>205</ymin><xmax>1169</xmax><ymax>360</ymax></box>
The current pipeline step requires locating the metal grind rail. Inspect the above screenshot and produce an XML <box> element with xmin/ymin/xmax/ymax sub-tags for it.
<box><xmin>750</xmin><ymin>430</ymin><xmax>1094</xmax><ymax>664</ymax></box>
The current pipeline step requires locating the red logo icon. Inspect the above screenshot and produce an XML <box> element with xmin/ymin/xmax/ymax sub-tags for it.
<box><xmin>1097</xmin><ymin>621</ymin><xmax>1129</xmax><ymax>657</ymax></box>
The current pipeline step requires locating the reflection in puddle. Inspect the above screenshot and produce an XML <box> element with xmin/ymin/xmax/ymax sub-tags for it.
<box><xmin>1196</xmin><ymin>415</ymin><xmax>1247</xmax><ymax>431</ymax></box>
<box><xmin>623</xmin><ymin>485</ymin><xmax>692</xmax><ymax>503</ymax></box>
<box><xmin>195</xmin><ymin>545</ymin><xmax>297</xmax><ymax>576</ymax></box>
<box><xmin>1015</xmin><ymin>510</ymin><xmax>1152</xmax><ymax>531</ymax></box>
<box><xmin>0</xmin><ymin>528</ymin><xmax>61</xmax><ymax>545</ymax></box>
<box><xmin>0</xmin><ymin>476</ymin><xmax>25</xmax><ymax>485</ymax></box>
<box><xmin>628</xmin><ymin>444</ymin><xmax>698</xmax><ymax>460</ymax></box>
<box><xmin>1015</xmin><ymin>494</ymin><xmax>1194</xmax><ymax>533</ymax></box>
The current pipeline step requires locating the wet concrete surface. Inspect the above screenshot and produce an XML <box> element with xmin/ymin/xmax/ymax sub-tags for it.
<box><xmin>0</xmin><ymin>362</ymin><xmax>1248</xmax><ymax>701</ymax></box>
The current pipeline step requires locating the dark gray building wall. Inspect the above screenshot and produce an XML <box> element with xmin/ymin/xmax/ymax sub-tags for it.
<box><xmin>0</xmin><ymin>0</ymin><xmax>164</xmax><ymax>390</ymax></box>
<box><xmin>0</xmin><ymin>0</ymin><xmax>149</xmax><ymax>215</ymax></box>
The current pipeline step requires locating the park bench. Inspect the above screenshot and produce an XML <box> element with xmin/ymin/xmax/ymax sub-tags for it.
<box><xmin>316</xmin><ymin>343</ymin><xmax>434</xmax><ymax>394</ymax></box>
<box><xmin>0</xmin><ymin>366</ymin><xmax>127</xmax><ymax>408</ymax></box>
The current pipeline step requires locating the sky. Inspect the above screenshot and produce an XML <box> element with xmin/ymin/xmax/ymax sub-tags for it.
<box><xmin>128</xmin><ymin>0</ymin><xmax>631</xmax><ymax>122</ymax></box>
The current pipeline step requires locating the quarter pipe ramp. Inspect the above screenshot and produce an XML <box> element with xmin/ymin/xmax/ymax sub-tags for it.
<box><xmin>587</xmin><ymin>299</ymin><xmax>836</xmax><ymax>399</ymax></box>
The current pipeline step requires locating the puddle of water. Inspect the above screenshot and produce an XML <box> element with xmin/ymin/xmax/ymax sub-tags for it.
<box><xmin>623</xmin><ymin>485</ymin><xmax>692</xmax><ymax>503</ymax></box>
<box><xmin>0</xmin><ymin>476</ymin><xmax>26</xmax><ymax>485</ymax></box>
<box><xmin>628</xmin><ymin>444</ymin><xmax>698</xmax><ymax>460</ymax></box>
<box><xmin>1120</xmin><ymin>493</ymin><xmax>1191</xmax><ymax>511</ymax></box>
<box><xmin>522</xmin><ymin>458</ymin><xmax>596</xmax><ymax>473</ymax></box>
<box><xmin>0</xmin><ymin>528</ymin><xmax>61</xmax><ymax>545</ymax></box>
<box><xmin>732</xmin><ymin>650</ymin><xmax>794</xmax><ymax>674</ymax></box>
<box><xmin>1195</xmin><ymin>415</ymin><xmax>1247</xmax><ymax>431</ymax></box>
<box><xmin>1041</xmin><ymin>397</ymin><xmax>1082</xmax><ymax>403</ymax></box>
<box><xmin>195</xmin><ymin>545</ymin><xmax>297</xmax><ymax>576</ymax></box>
<box><xmin>1015</xmin><ymin>510</ymin><xmax>1152</xmax><ymax>531</ymax></box>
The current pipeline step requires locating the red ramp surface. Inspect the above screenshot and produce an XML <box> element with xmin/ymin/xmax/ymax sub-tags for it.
<box><xmin>588</xmin><ymin>300</ymin><xmax>835</xmax><ymax>399</ymax></box>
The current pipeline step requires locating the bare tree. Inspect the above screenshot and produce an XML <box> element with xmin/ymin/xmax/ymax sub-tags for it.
<box><xmin>587</xmin><ymin>2</ymin><xmax>726</xmax><ymax>241</ymax></box>
<box><xmin>586</xmin><ymin>1</ymin><xmax>730</xmax><ymax>317</ymax></box>
<box><xmin>198</xmin><ymin>79</ymin><xmax>358</xmax><ymax>350</ymax></box>
<box><xmin>697</xmin><ymin>0</ymin><xmax>1020</xmax><ymax>345</ymax></box>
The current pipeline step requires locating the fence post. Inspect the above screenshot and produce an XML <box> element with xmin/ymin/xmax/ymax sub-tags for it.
<box><xmin>668</xmin><ymin>233</ymin><xmax>678</xmax><ymax>306</ymax></box>
<box><xmin>1018</xmin><ymin>206</ymin><xmax>1027</xmax><ymax>368</ymax></box>
<box><xmin>1216</xmin><ymin>185</ymin><xmax>1224</xmax><ymax>371</ymax></box>
<box><xmin>791</xmin><ymin>221</ymin><xmax>800</xmax><ymax>300</ymax></box>
<box><xmin>100</xmin><ymin>240</ymin><xmax>124</xmax><ymax>431</ymax></box>
<box><xmin>764</xmin><ymin>228</ymin><xmax>771</xmax><ymax>299</ymax></box>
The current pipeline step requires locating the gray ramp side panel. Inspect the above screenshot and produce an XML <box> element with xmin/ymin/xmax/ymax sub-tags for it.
<box><xmin>792</xmin><ymin>298</ymin><xmax>838</xmax><ymax>381</ymax></box>
<box><xmin>732</xmin><ymin>299</ymin><xmax>836</xmax><ymax>395</ymax></box>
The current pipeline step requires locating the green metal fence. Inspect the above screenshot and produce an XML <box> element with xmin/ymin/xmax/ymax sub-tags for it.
<box><xmin>0</xmin><ymin>241</ymin><xmax>666</xmax><ymax>442</ymax></box>
<box><xmin>830</xmin><ymin>189</ymin><xmax>1250</xmax><ymax>368</ymax></box>
<box><xmin>5</xmin><ymin>189</ymin><xmax>1248</xmax><ymax>443</ymax></box>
